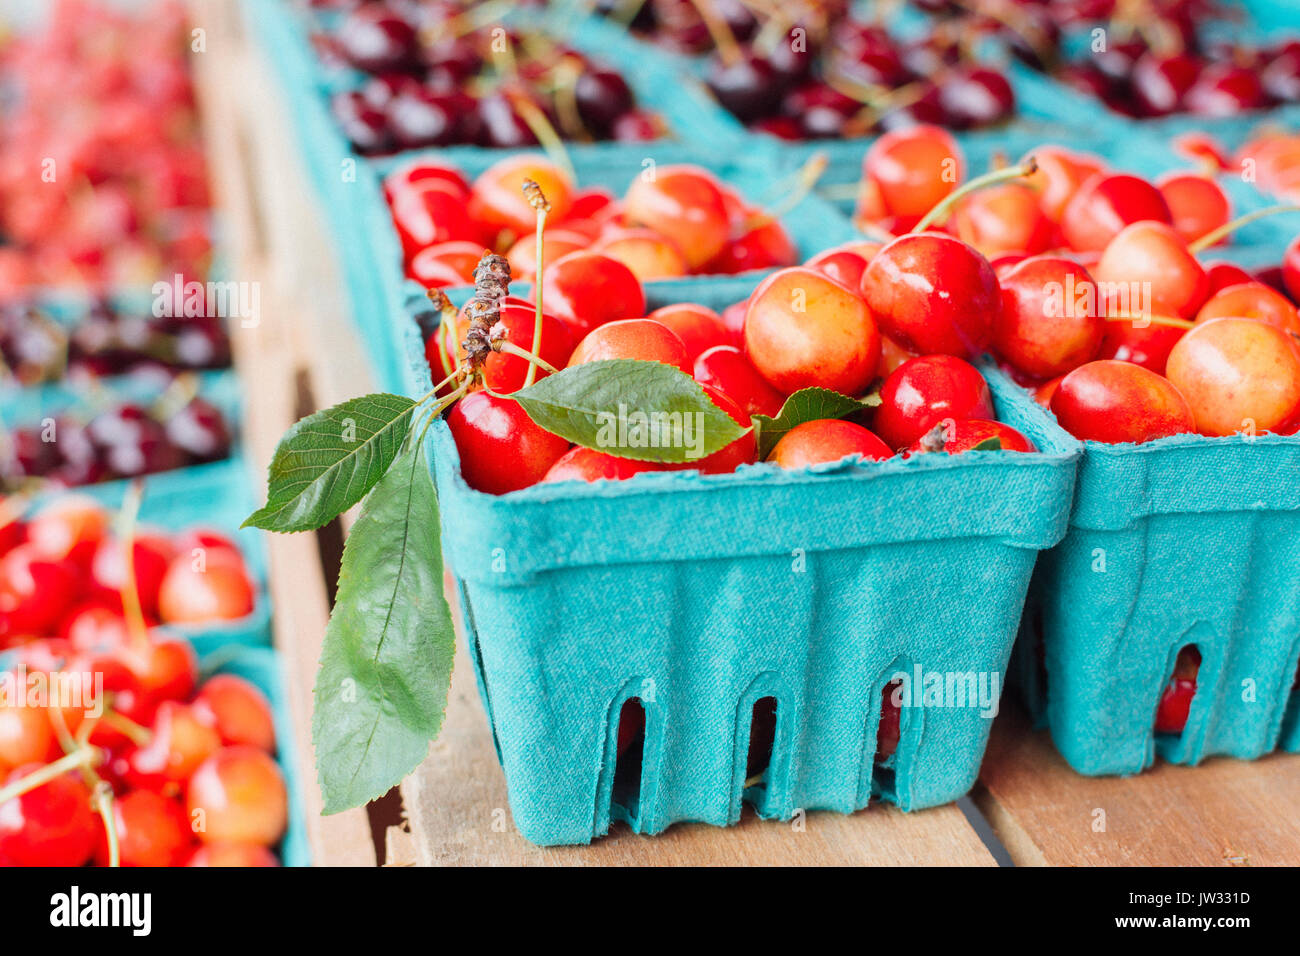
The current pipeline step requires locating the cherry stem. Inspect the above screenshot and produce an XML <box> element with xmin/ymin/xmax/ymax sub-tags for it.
<box><xmin>507</xmin><ymin>94</ymin><xmax>577</xmax><ymax>184</ymax></box>
<box><xmin>912</xmin><ymin>158</ymin><xmax>1038</xmax><ymax>234</ymax></box>
<box><xmin>522</xmin><ymin>179</ymin><xmax>551</xmax><ymax>389</ymax></box>
<box><xmin>100</xmin><ymin>709</ymin><xmax>153</xmax><ymax>747</ymax></box>
<box><xmin>92</xmin><ymin>783</ymin><xmax>120</xmax><ymax>868</ymax></box>
<box><xmin>0</xmin><ymin>747</ymin><xmax>100</xmax><ymax>806</ymax></box>
<box><xmin>684</xmin><ymin>0</ymin><xmax>743</xmax><ymax>66</ymax></box>
<box><xmin>1104</xmin><ymin>312</ymin><xmax>1196</xmax><ymax>330</ymax></box>
<box><xmin>746</xmin><ymin>152</ymin><xmax>828</xmax><ymax>230</ymax></box>
<box><xmin>499</xmin><ymin>341</ymin><xmax>559</xmax><ymax>377</ymax></box>
<box><xmin>551</xmin><ymin>57</ymin><xmax>589</xmax><ymax>141</ymax></box>
<box><xmin>150</xmin><ymin>371</ymin><xmax>200</xmax><ymax>424</ymax></box>
<box><xmin>118</xmin><ymin>479</ymin><xmax>150</xmax><ymax>649</ymax></box>
<box><xmin>1187</xmin><ymin>204</ymin><xmax>1300</xmax><ymax>255</ymax></box>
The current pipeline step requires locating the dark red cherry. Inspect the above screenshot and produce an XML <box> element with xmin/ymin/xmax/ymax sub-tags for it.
<box><xmin>1131</xmin><ymin>53</ymin><xmax>1200</xmax><ymax>117</ymax></box>
<box><xmin>336</xmin><ymin>5</ymin><xmax>419</xmax><ymax>75</ymax></box>
<box><xmin>573</xmin><ymin>69</ymin><xmax>634</xmax><ymax>135</ymax></box>
<box><xmin>165</xmin><ymin>398</ymin><xmax>231</xmax><ymax>464</ymax></box>
<box><xmin>706</xmin><ymin>53</ymin><xmax>783</xmax><ymax>123</ymax></box>
<box><xmin>938</xmin><ymin>68</ymin><xmax>1015</xmax><ymax>129</ymax></box>
<box><xmin>386</xmin><ymin>87</ymin><xmax>457</xmax><ymax>149</ymax></box>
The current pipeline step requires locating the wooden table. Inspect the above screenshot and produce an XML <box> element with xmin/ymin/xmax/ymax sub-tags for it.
<box><xmin>195</xmin><ymin>0</ymin><xmax>1300</xmax><ymax>867</ymax></box>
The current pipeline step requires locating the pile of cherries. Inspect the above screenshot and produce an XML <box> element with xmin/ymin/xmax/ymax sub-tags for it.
<box><xmin>323</xmin><ymin>1</ymin><xmax>659</xmax><ymax>153</ymax></box>
<box><xmin>1</xmin><ymin>496</ymin><xmax>257</xmax><ymax>648</ymax></box>
<box><xmin>2</xmin><ymin>393</ymin><xmax>232</xmax><ymax>491</ymax></box>
<box><xmin>597</xmin><ymin>0</ymin><xmax>1017</xmax><ymax>138</ymax></box>
<box><xmin>0</xmin><ymin>0</ymin><xmax>212</xmax><ymax>294</ymax></box>
<box><xmin>0</xmin><ymin>298</ymin><xmax>231</xmax><ymax>389</ymax></box>
<box><xmin>387</xmin><ymin>154</ymin><xmax>797</xmax><ymax>287</ymax></box>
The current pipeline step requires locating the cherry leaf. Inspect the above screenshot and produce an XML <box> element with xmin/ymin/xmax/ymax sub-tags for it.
<box><xmin>752</xmin><ymin>387</ymin><xmax>878</xmax><ymax>460</ymax></box>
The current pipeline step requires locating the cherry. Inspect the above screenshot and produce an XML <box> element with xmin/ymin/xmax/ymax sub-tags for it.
<box><xmin>25</xmin><ymin>495</ymin><xmax>107</xmax><ymax>566</ymax></box>
<box><xmin>1166</xmin><ymin>317</ymin><xmax>1300</xmax><ymax>436</ymax></box>
<box><xmin>1196</xmin><ymin>282</ymin><xmax>1300</xmax><ymax>335</ymax></box>
<box><xmin>164</xmin><ymin>397</ymin><xmax>231</xmax><ymax>466</ymax></box>
<box><xmin>1051</xmin><ymin>360</ymin><xmax>1194</xmax><ymax>444</ymax></box>
<box><xmin>125</xmin><ymin>701</ymin><xmax>222</xmax><ymax>792</ymax></box>
<box><xmin>1096</xmin><ymin>320</ymin><xmax>1184</xmax><ymax>376</ymax></box>
<box><xmin>1155</xmin><ymin>646</ymin><xmax>1201</xmax><ymax>735</ymax></box>
<box><xmin>503</xmin><ymin>230</ymin><xmax>587</xmax><ymax>282</ymax></box>
<box><xmin>876</xmin><ymin>683</ymin><xmax>901</xmax><ymax>761</ymax></box>
<box><xmin>391</xmin><ymin>182</ymin><xmax>485</xmax><ymax>261</ymax></box>
<box><xmin>693</xmin><ymin>345</ymin><xmax>786</xmax><ymax>419</ymax></box>
<box><xmin>706</xmin><ymin>217</ymin><xmax>797</xmax><ymax>274</ymax></box>
<box><xmin>186</xmin><ymin>842</ymin><xmax>279</xmax><ymax>867</ymax></box>
<box><xmin>383</xmin><ymin>161</ymin><xmax>469</xmax><ymax>206</ymax></box>
<box><xmin>386</xmin><ymin>87</ymin><xmax>458</xmax><ymax>149</ymax></box>
<box><xmin>611</xmin><ymin>110</ymin><xmax>661</xmax><ymax>141</ymax></box>
<box><xmin>936</xmin><ymin>67</ymin><xmax>1016</xmax><ymax>129</ymax></box>
<box><xmin>87</xmin><ymin>403</ymin><xmax>183</xmax><ymax>479</ymax></box>
<box><xmin>187</xmin><ymin>746</ymin><xmax>288</xmax><ymax>847</ymax></box>
<box><xmin>1263</xmin><ymin>42</ymin><xmax>1300</xmax><ymax>103</ymax></box>
<box><xmin>1060</xmin><ymin>173</ymin><xmax>1172</xmax><ymax>253</ymax></box>
<box><xmin>446</xmin><ymin>301</ymin><xmax>574</xmax><ymax>393</ymax></box>
<box><xmin>860</xmin><ymin>234</ymin><xmax>999</xmax><ymax>358</ymax></box>
<box><xmin>0</xmin><ymin>767</ymin><xmax>97</xmax><ymax>866</ymax></box>
<box><xmin>995</xmin><ymin>256</ymin><xmax>1103</xmax><ymax>379</ymax></box>
<box><xmin>0</xmin><ymin>544</ymin><xmax>81</xmax><ymax>635</ymax></box>
<box><xmin>769</xmin><ymin>420</ymin><xmax>892</xmax><ymax>469</ymax></box>
<box><xmin>568</xmin><ymin>319</ymin><xmax>691</xmax><ymax>374</ymax></box>
<box><xmin>90</xmin><ymin>533</ymin><xmax>175</xmax><ymax>619</ymax></box>
<box><xmin>707</xmin><ymin>53</ymin><xmax>782</xmax><ymax>123</ymax></box>
<box><xmin>157</xmin><ymin>551</ymin><xmax>255</xmax><ymax>624</ymax></box>
<box><xmin>573</xmin><ymin>69</ymin><xmax>634</xmax><ymax>135</ymax></box>
<box><xmin>1094</xmin><ymin>221</ymin><xmax>1209</xmax><ymax>319</ymax></box>
<box><xmin>873</xmin><ymin>354</ymin><xmax>995</xmax><ymax>451</ymax></box>
<box><xmin>336</xmin><ymin>4</ymin><xmax>419</xmax><ymax>74</ymax></box>
<box><xmin>1203</xmin><ymin>261</ymin><xmax>1255</xmax><ymax>295</ymax></box>
<box><xmin>623</xmin><ymin>165</ymin><xmax>730</xmax><ymax>269</ymax></box>
<box><xmin>121</xmin><ymin>635</ymin><xmax>199</xmax><ymax>703</ymax></box>
<box><xmin>1184</xmin><ymin>64</ymin><xmax>1267</xmax><ymax>116</ymax></box>
<box><xmin>595</xmin><ymin>228</ymin><xmax>689</xmax><ymax>281</ymax></box>
<box><xmin>1157</xmin><ymin>173</ymin><xmax>1231</xmax><ymax>245</ymax></box>
<box><xmin>97</xmin><ymin>789</ymin><xmax>193</xmax><ymax>867</ymax></box>
<box><xmin>193</xmin><ymin>675</ymin><xmax>277</xmax><ymax>753</ymax></box>
<box><xmin>446</xmin><ymin>391</ymin><xmax>570</xmax><ymax>495</ymax></box>
<box><xmin>409</xmin><ymin>240</ymin><xmax>484</xmax><ymax>288</ymax></box>
<box><xmin>645</xmin><ymin>304</ymin><xmax>730</xmax><ymax>363</ymax></box>
<box><xmin>1034</xmin><ymin>376</ymin><xmax>1063</xmax><ymax>407</ymax></box>
<box><xmin>806</xmin><ymin>243</ymin><xmax>877</xmax><ymax>289</ymax></box>
<box><xmin>60</xmin><ymin>602</ymin><xmax>129</xmax><ymax>652</ymax></box>
<box><xmin>744</xmin><ymin>267</ymin><xmax>880</xmax><ymax>395</ymax></box>
<box><xmin>856</xmin><ymin>125</ymin><xmax>963</xmax><ymax>229</ymax></box>
<box><xmin>1130</xmin><ymin>53</ymin><xmax>1199</xmax><ymax>116</ymax></box>
<box><xmin>666</xmin><ymin>385</ymin><xmax>755</xmax><ymax>475</ymax></box>
<box><xmin>1285</xmin><ymin>235</ymin><xmax>1300</xmax><ymax>303</ymax></box>
<box><xmin>332</xmin><ymin>91</ymin><xmax>393</xmax><ymax>155</ymax></box>
<box><xmin>951</xmin><ymin>182</ymin><xmax>1053</xmax><ymax>258</ymax></box>
<box><xmin>906</xmin><ymin>418</ymin><xmax>1035</xmax><ymax>455</ymax></box>
<box><xmin>468</xmin><ymin>155</ymin><xmax>573</xmax><ymax>241</ymax></box>
<box><xmin>541</xmin><ymin>252</ymin><xmax>646</xmax><ymax>341</ymax></box>
<box><xmin>542</xmin><ymin>447</ymin><xmax>663</xmax><ymax>484</ymax></box>
<box><xmin>0</xmin><ymin>700</ymin><xmax>57</xmax><ymax>773</ymax></box>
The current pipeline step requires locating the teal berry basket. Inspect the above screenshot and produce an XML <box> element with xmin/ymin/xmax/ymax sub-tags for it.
<box><xmin>1013</xmin><ymin>415</ymin><xmax>1300</xmax><ymax>776</ymax></box>
<box><xmin>200</xmin><ymin>646</ymin><xmax>311</xmax><ymax>867</ymax></box>
<box><xmin>1</xmin><ymin>372</ymin><xmax>271</xmax><ymax>656</ymax></box>
<box><xmin>397</xmin><ymin>283</ymin><xmax>1080</xmax><ymax>846</ymax></box>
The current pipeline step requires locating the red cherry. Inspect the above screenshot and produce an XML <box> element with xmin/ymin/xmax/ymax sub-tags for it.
<box><xmin>383</xmin><ymin>161</ymin><xmax>469</xmax><ymax>206</ymax></box>
<box><xmin>906</xmin><ymin>418</ymin><xmax>1035</xmax><ymax>455</ymax></box>
<box><xmin>446</xmin><ymin>301</ymin><xmax>574</xmax><ymax>393</ymax></box>
<box><xmin>1157</xmin><ymin>173</ymin><xmax>1231</xmax><ymax>245</ymax></box>
<box><xmin>770</xmin><ymin>419</ymin><xmax>893</xmax><ymax>469</ymax></box>
<box><xmin>1051</xmin><ymin>360</ymin><xmax>1194</xmax><ymax>444</ymax></box>
<box><xmin>121</xmin><ymin>635</ymin><xmax>199</xmax><ymax>703</ymax></box>
<box><xmin>1196</xmin><ymin>282</ymin><xmax>1300</xmax><ymax>335</ymax></box>
<box><xmin>806</xmin><ymin>245</ymin><xmax>875</xmax><ymax>289</ymax></box>
<box><xmin>563</xmin><ymin>187</ymin><xmax>617</xmax><ymax>222</ymax></box>
<box><xmin>407</xmin><ymin>240</ymin><xmax>482</xmax><ymax>288</ymax></box>
<box><xmin>1094</xmin><ymin>221</ymin><xmax>1209</xmax><ymax>319</ymax></box>
<box><xmin>995</xmin><ymin>256</ymin><xmax>1103</xmax><ymax>379</ymax></box>
<box><xmin>542</xmin><ymin>447</ymin><xmax>664</xmax><ymax>484</ymax></box>
<box><xmin>950</xmin><ymin>182</ymin><xmax>1053</xmax><ymax>258</ymax></box>
<box><xmin>1034</xmin><ymin>376</ymin><xmax>1063</xmax><ymax>407</ymax></box>
<box><xmin>96</xmin><ymin>789</ymin><xmax>193</xmax><ymax>867</ymax></box>
<box><xmin>124</xmin><ymin>701</ymin><xmax>222</xmax><ymax>792</ymax></box>
<box><xmin>705</xmin><ymin>217</ymin><xmax>797</xmax><ymax>274</ymax></box>
<box><xmin>59</xmin><ymin>601</ymin><xmax>129</xmax><ymax>652</ymax></box>
<box><xmin>1095</xmin><ymin>320</ymin><xmax>1185</xmax><ymax>375</ymax></box>
<box><xmin>157</xmin><ymin>552</ymin><xmax>255</xmax><ymax>624</ymax></box>
<box><xmin>856</xmin><ymin>125</ymin><xmax>963</xmax><ymax>229</ymax></box>
<box><xmin>1203</xmin><ymin>260</ymin><xmax>1255</xmax><ymax>295</ymax></box>
<box><xmin>0</xmin><ymin>767</ymin><xmax>97</xmax><ymax>866</ymax></box>
<box><xmin>0</xmin><ymin>545</ymin><xmax>81</xmax><ymax>636</ymax></box>
<box><xmin>467</xmin><ymin>155</ymin><xmax>574</xmax><ymax>240</ymax></box>
<box><xmin>665</xmin><ymin>385</ymin><xmax>756</xmax><ymax>475</ymax></box>
<box><xmin>194</xmin><ymin>675</ymin><xmax>277</xmax><ymax>753</ymax></box>
<box><xmin>390</xmin><ymin>182</ymin><xmax>485</xmax><ymax>261</ymax></box>
<box><xmin>876</xmin><ymin>683</ymin><xmax>901</xmax><ymax>761</ymax></box>
<box><xmin>541</xmin><ymin>251</ymin><xmax>646</xmax><ymax>341</ymax></box>
<box><xmin>90</xmin><ymin>533</ymin><xmax>176</xmax><ymax>619</ymax></box>
<box><xmin>623</xmin><ymin>165</ymin><xmax>730</xmax><ymax>269</ymax></box>
<box><xmin>873</xmin><ymin>354</ymin><xmax>995</xmax><ymax>451</ymax></box>
<box><xmin>25</xmin><ymin>495</ymin><xmax>107</xmax><ymax>568</ymax></box>
<box><xmin>503</xmin><ymin>229</ymin><xmax>588</xmax><ymax>281</ymax></box>
<box><xmin>567</xmin><ymin>318</ymin><xmax>691</xmax><ymax>373</ymax></box>
<box><xmin>744</xmin><ymin>267</ymin><xmax>880</xmax><ymax>395</ymax></box>
<box><xmin>693</xmin><ymin>345</ymin><xmax>786</xmax><ymax>418</ymax></box>
<box><xmin>1283</xmin><ymin>235</ymin><xmax>1300</xmax><ymax>303</ymax></box>
<box><xmin>1184</xmin><ymin>64</ymin><xmax>1266</xmax><ymax>116</ymax></box>
<box><xmin>646</xmin><ymin>303</ymin><xmax>730</xmax><ymax>363</ymax></box>
<box><xmin>1024</xmin><ymin>146</ymin><xmax>1104</xmax><ymax>223</ymax></box>
<box><xmin>186</xmin><ymin>842</ymin><xmax>279</xmax><ymax>866</ymax></box>
<box><xmin>446</xmin><ymin>391</ymin><xmax>570</xmax><ymax>495</ymax></box>
<box><xmin>1060</xmin><ymin>173</ymin><xmax>1172</xmax><ymax>253</ymax></box>
<box><xmin>0</xmin><ymin>700</ymin><xmax>57</xmax><ymax>773</ymax></box>
<box><xmin>186</xmin><ymin>746</ymin><xmax>288</xmax><ymax>847</ymax></box>
<box><xmin>860</xmin><ymin>234</ymin><xmax>999</xmax><ymax>358</ymax></box>
<box><xmin>1155</xmin><ymin>646</ymin><xmax>1201</xmax><ymax>734</ymax></box>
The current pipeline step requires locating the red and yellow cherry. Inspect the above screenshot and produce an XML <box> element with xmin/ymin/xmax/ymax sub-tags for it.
<box><xmin>194</xmin><ymin>675</ymin><xmax>276</xmax><ymax>753</ymax></box>
<box><xmin>467</xmin><ymin>154</ymin><xmax>574</xmax><ymax>240</ymax></box>
<box><xmin>704</xmin><ymin>216</ymin><xmax>797</xmax><ymax>274</ymax></box>
<box><xmin>1023</xmin><ymin>146</ymin><xmax>1104</xmax><ymax>223</ymax></box>
<box><xmin>1093</xmin><ymin>221</ymin><xmax>1208</xmax><ymax>319</ymax></box>
<box><xmin>0</xmin><ymin>544</ymin><xmax>80</xmax><ymax>635</ymax></box>
<box><xmin>186</xmin><ymin>842</ymin><xmax>279</xmax><ymax>867</ymax></box>
<box><xmin>595</xmin><ymin>228</ymin><xmax>689</xmax><ymax>281</ymax></box>
<box><xmin>950</xmin><ymin>182</ymin><xmax>1053</xmax><ymax>258</ymax></box>
<box><xmin>89</xmin><ymin>533</ymin><xmax>175</xmax><ymax>619</ymax></box>
<box><xmin>1155</xmin><ymin>645</ymin><xmax>1201</xmax><ymax>735</ymax></box>
<box><xmin>1157</xmin><ymin>172</ymin><xmax>1231</xmax><ymax>245</ymax></box>
<box><xmin>1060</xmin><ymin>173</ymin><xmax>1172</xmax><ymax>253</ymax></box>
<box><xmin>1203</xmin><ymin>260</ymin><xmax>1255</xmax><ymax>295</ymax></box>
<box><xmin>623</xmin><ymin>165</ymin><xmax>730</xmax><ymax>269</ymax></box>
<box><xmin>446</xmin><ymin>391</ymin><xmax>570</xmax><ymax>495</ymax></box>
<box><xmin>0</xmin><ymin>699</ymin><xmax>57</xmax><ymax>773</ymax></box>
<box><xmin>1165</xmin><ymin>317</ymin><xmax>1300</xmax><ymax>436</ymax></box>
<box><xmin>25</xmin><ymin>494</ymin><xmax>107</xmax><ymax>567</ymax></box>
<box><xmin>504</xmin><ymin>229</ymin><xmax>587</xmax><ymax>281</ymax></box>
<box><xmin>995</xmin><ymin>256</ymin><xmax>1104</xmax><ymax>379</ymax></box>
<box><xmin>877</xmin><ymin>333</ymin><xmax>918</xmax><ymax>379</ymax></box>
<box><xmin>769</xmin><ymin>419</ymin><xmax>893</xmax><ymax>469</ymax></box>
<box><xmin>860</xmin><ymin>234</ymin><xmax>999</xmax><ymax>358</ymax></box>
<box><xmin>124</xmin><ymin>701</ymin><xmax>222</xmax><ymax>791</ymax></box>
<box><xmin>665</xmin><ymin>385</ymin><xmax>756</xmax><ymax>475</ymax></box>
<box><xmin>856</xmin><ymin>125</ymin><xmax>963</xmax><ymax>228</ymax></box>
<box><xmin>407</xmin><ymin>240</ymin><xmax>482</xmax><ymax>288</ymax></box>
<box><xmin>120</xmin><ymin>635</ymin><xmax>199</xmax><ymax>703</ymax></box>
<box><xmin>693</xmin><ymin>345</ymin><xmax>786</xmax><ymax>418</ymax></box>
<box><xmin>186</xmin><ymin>746</ymin><xmax>288</xmax><ymax>847</ymax></box>
<box><xmin>542</xmin><ymin>447</ymin><xmax>664</xmax><ymax>484</ymax></box>
<box><xmin>1195</xmin><ymin>282</ymin><xmax>1300</xmax><ymax>335</ymax></box>
<box><xmin>873</xmin><ymin>354</ymin><xmax>995</xmax><ymax>450</ymax></box>
<box><xmin>0</xmin><ymin>768</ymin><xmax>98</xmax><ymax>866</ymax></box>
<box><xmin>60</xmin><ymin>602</ymin><xmax>129</xmax><ymax>651</ymax></box>
<box><xmin>541</xmin><ymin>251</ymin><xmax>646</xmax><ymax>341</ymax></box>
<box><xmin>745</xmin><ymin>267</ymin><xmax>880</xmax><ymax>395</ymax></box>
<box><xmin>906</xmin><ymin>418</ymin><xmax>1035</xmax><ymax>455</ymax></box>
<box><xmin>567</xmin><ymin>318</ymin><xmax>691</xmax><ymax>373</ymax></box>
<box><xmin>97</xmin><ymin>789</ymin><xmax>192</xmax><ymax>867</ymax></box>
<box><xmin>1051</xmin><ymin>360</ymin><xmax>1194</xmax><ymax>444</ymax></box>
<box><xmin>564</xmin><ymin>187</ymin><xmax>617</xmax><ymax>223</ymax></box>
<box><xmin>646</xmin><ymin>303</ymin><xmax>730</xmax><ymax>363</ymax></box>
<box><xmin>157</xmin><ymin>552</ymin><xmax>255</xmax><ymax>625</ymax></box>
<box><xmin>806</xmin><ymin>244</ymin><xmax>873</xmax><ymax>289</ymax></box>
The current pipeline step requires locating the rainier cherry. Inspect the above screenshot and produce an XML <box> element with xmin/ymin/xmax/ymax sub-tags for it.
<box><xmin>1051</xmin><ymin>360</ymin><xmax>1195</xmax><ymax>444</ymax></box>
<box><xmin>622</xmin><ymin>165</ymin><xmax>730</xmax><ymax>269</ymax></box>
<box><xmin>744</xmin><ymin>267</ymin><xmax>880</xmax><ymax>395</ymax></box>
<box><xmin>1096</xmin><ymin>320</ymin><xmax>1185</xmax><ymax>375</ymax></box>
<box><xmin>0</xmin><ymin>699</ymin><xmax>57</xmax><ymax>772</ymax></box>
<box><xmin>1093</xmin><ymin>221</ymin><xmax>1208</xmax><ymax>318</ymax></box>
<box><xmin>567</xmin><ymin>319</ymin><xmax>691</xmax><ymax>373</ymax></box>
<box><xmin>665</xmin><ymin>385</ymin><xmax>756</xmax><ymax>475</ymax></box>
<box><xmin>186</xmin><ymin>746</ymin><xmax>288</xmax><ymax>847</ymax></box>
<box><xmin>860</xmin><ymin>234</ymin><xmax>999</xmax><ymax>358</ymax></box>
<box><xmin>770</xmin><ymin>420</ymin><xmax>892</xmax><ymax>469</ymax></box>
<box><xmin>1060</xmin><ymin>173</ymin><xmax>1172</xmax><ymax>252</ymax></box>
<box><xmin>0</xmin><ymin>545</ymin><xmax>80</xmax><ymax>635</ymax></box>
<box><xmin>873</xmin><ymin>354</ymin><xmax>995</xmax><ymax>450</ymax></box>
<box><xmin>444</xmin><ymin>300</ymin><xmax>575</xmax><ymax>392</ymax></box>
<box><xmin>186</xmin><ymin>842</ymin><xmax>279</xmax><ymax>867</ymax></box>
<box><xmin>194</xmin><ymin>675</ymin><xmax>277</xmax><ymax>753</ymax></box>
<box><xmin>693</xmin><ymin>345</ymin><xmax>786</xmax><ymax>418</ymax></box>
<box><xmin>1023</xmin><ymin>146</ymin><xmax>1104</xmax><ymax>223</ymax></box>
<box><xmin>855</xmin><ymin>125</ymin><xmax>963</xmax><ymax>230</ymax></box>
<box><xmin>157</xmin><ymin>551</ymin><xmax>255</xmax><ymax>624</ymax></box>
<box><xmin>1165</xmin><ymin>317</ymin><xmax>1300</xmax><ymax>436</ymax></box>
<box><xmin>468</xmin><ymin>155</ymin><xmax>574</xmax><ymax>240</ymax></box>
<box><xmin>89</xmin><ymin>533</ymin><xmax>175</xmax><ymax>618</ymax></box>
<box><xmin>25</xmin><ymin>495</ymin><xmax>107</xmax><ymax>566</ymax></box>
<box><xmin>1195</xmin><ymin>282</ymin><xmax>1300</xmax><ymax>335</ymax></box>
<box><xmin>950</xmin><ymin>182</ymin><xmax>1053</xmax><ymax>258</ymax></box>
<box><xmin>646</xmin><ymin>304</ymin><xmax>730</xmax><ymax>363</ymax></box>
<box><xmin>995</xmin><ymin>257</ymin><xmax>1103</xmax><ymax>378</ymax></box>
<box><xmin>594</xmin><ymin>229</ymin><xmax>689</xmax><ymax>281</ymax></box>
<box><xmin>446</xmin><ymin>391</ymin><xmax>570</xmax><ymax>495</ymax></box>
<box><xmin>1283</xmin><ymin>234</ymin><xmax>1300</xmax><ymax>303</ymax></box>
<box><xmin>1157</xmin><ymin>172</ymin><xmax>1231</xmax><ymax>244</ymax></box>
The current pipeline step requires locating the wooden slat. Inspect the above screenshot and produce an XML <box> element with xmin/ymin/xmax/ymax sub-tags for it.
<box><xmin>976</xmin><ymin>702</ymin><xmax>1300</xmax><ymax>866</ymax></box>
<box><xmin>403</xmin><ymin>580</ymin><xmax>995</xmax><ymax>866</ymax></box>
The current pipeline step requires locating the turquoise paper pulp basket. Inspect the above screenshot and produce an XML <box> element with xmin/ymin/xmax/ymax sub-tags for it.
<box><xmin>1015</xmin><ymin>418</ymin><xmax>1300</xmax><ymax>776</ymax></box>
<box><xmin>399</xmin><ymin>283</ymin><xmax>1079</xmax><ymax>846</ymax></box>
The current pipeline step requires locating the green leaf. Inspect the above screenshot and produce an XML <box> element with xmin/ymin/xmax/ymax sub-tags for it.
<box><xmin>511</xmin><ymin>359</ymin><xmax>748</xmax><ymax>463</ymax></box>
<box><xmin>312</xmin><ymin>440</ymin><xmax>454</xmax><ymax>814</ymax></box>
<box><xmin>753</xmin><ymin>387</ymin><xmax>877</xmax><ymax>460</ymax></box>
<box><xmin>972</xmin><ymin>437</ymin><xmax>1003</xmax><ymax>451</ymax></box>
<box><xmin>245</xmin><ymin>394</ymin><xmax>416</xmax><ymax>532</ymax></box>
